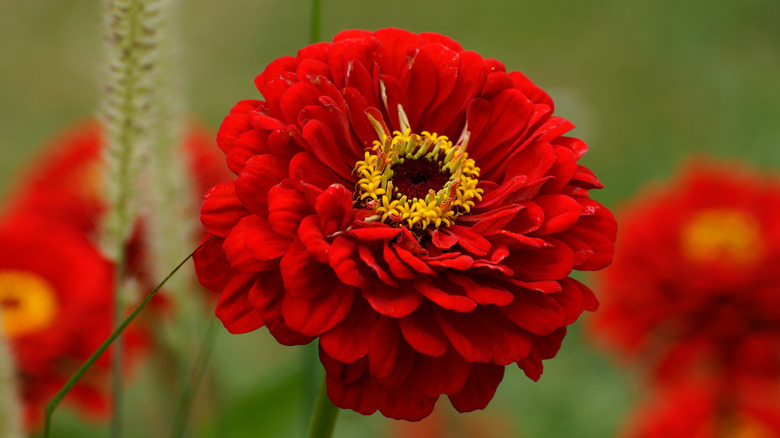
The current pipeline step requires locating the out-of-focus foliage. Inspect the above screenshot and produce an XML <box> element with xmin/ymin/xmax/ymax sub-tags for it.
<box><xmin>1</xmin><ymin>0</ymin><xmax>778</xmax><ymax>437</ymax></box>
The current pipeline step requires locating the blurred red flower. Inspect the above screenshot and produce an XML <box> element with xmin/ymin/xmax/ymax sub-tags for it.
<box><xmin>7</xmin><ymin>120</ymin><xmax>226</xmax><ymax>235</ymax></box>
<box><xmin>0</xmin><ymin>215</ymin><xmax>146</xmax><ymax>428</ymax></box>
<box><xmin>0</xmin><ymin>120</ymin><xmax>226</xmax><ymax>430</ymax></box>
<box><xmin>194</xmin><ymin>28</ymin><xmax>615</xmax><ymax>420</ymax></box>
<box><xmin>618</xmin><ymin>381</ymin><xmax>780</xmax><ymax>438</ymax></box>
<box><xmin>591</xmin><ymin>162</ymin><xmax>780</xmax><ymax>382</ymax></box>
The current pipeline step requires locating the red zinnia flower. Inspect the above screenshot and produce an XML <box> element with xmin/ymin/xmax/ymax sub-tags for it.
<box><xmin>618</xmin><ymin>381</ymin><xmax>780</xmax><ymax>438</ymax></box>
<box><xmin>0</xmin><ymin>215</ymin><xmax>146</xmax><ymax>429</ymax></box>
<box><xmin>194</xmin><ymin>28</ymin><xmax>615</xmax><ymax>420</ymax></box>
<box><xmin>0</xmin><ymin>120</ymin><xmax>227</xmax><ymax>429</ymax></box>
<box><xmin>591</xmin><ymin>162</ymin><xmax>780</xmax><ymax>381</ymax></box>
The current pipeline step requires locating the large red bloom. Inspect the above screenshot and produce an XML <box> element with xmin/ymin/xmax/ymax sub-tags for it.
<box><xmin>591</xmin><ymin>162</ymin><xmax>780</xmax><ymax>382</ymax></box>
<box><xmin>194</xmin><ymin>28</ymin><xmax>616</xmax><ymax>420</ymax></box>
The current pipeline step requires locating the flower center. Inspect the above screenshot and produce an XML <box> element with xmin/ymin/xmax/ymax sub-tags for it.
<box><xmin>680</xmin><ymin>209</ymin><xmax>762</xmax><ymax>266</ymax></box>
<box><xmin>709</xmin><ymin>415</ymin><xmax>776</xmax><ymax>438</ymax></box>
<box><xmin>0</xmin><ymin>270</ymin><xmax>58</xmax><ymax>337</ymax></box>
<box><xmin>353</xmin><ymin>129</ymin><xmax>483</xmax><ymax>234</ymax></box>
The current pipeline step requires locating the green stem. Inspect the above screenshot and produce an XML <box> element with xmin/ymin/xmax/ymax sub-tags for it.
<box><xmin>42</xmin><ymin>239</ymin><xmax>211</xmax><ymax>438</ymax></box>
<box><xmin>309</xmin><ymin>0</ymin><xmax>321</xmax><ymax>44</ymax></box>
<box><xmin>306</xmin><ymin>373</ymin><xmax>339</xmax><ymax>438</ymax></box>
<box><xmin>169</xmin><ymin>319</ymin><xmax>218</xmax><ymax>438</ymax></box>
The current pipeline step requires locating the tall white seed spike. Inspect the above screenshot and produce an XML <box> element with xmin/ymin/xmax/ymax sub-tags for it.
<box><xmin>142</xmin><ymin>0</ymin><xmax>201</xmax><ymax>325</ymax></box>
<box><xmin>99</xmin><ymin>0</ymin><xmax>163</xmax><ymax>261</ymax></box>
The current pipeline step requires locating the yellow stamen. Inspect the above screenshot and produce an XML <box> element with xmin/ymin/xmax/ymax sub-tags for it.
<box><xmin>680</xmin><ymin>209</ymin><xmax>762</xmax><ymax>266</ymax></box>
<box><xmin>0</xmin><ymin>270</ymin><xmax>58</xmax><ymax>337</ymax></box>
<box><xmin>353</xmin><ymin>129</ymin><xmax>483</xmax><ymax>236</ymax></box>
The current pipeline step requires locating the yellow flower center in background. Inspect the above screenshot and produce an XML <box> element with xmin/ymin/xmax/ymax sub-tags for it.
<box><xmin>707</xmin><ymin>415</ymin><xmax>776</xmax><ymax>438</ymax></box>
<box><xmin>680</xmin><ymin>209</ymin><xmax>762</xmax><ymax>266</ymax></box>
<box><xmin>0</xmin><ymin>270</ymin><xmax>58</xmax><ymax>337</ymax></box>
<box><xmin>353</xmin><ymin>129</ymin><xmax>483</xmax><ymax>235</ymax></box>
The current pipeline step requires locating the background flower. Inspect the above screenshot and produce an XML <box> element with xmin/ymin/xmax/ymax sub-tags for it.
<box><xmin>194</xmin><ymin>28</ymin><xmax>615</xmax><ymax>421</ymax></box>
<box><xmin>617</xmin><ymin>381</ymin><xmax>780</xmax><ymax>438</ymax></box>
<box><xmin>0</xmin><ymin>120</ymin><xmax>228</xmax><ymax>432</ymax></box>
<box><xmin>590</xmin><ymin>162</ymin><xmax>780</xmax><ymax>383</ymax></box>
<box><xmin>0</xmin><ymin>214</ymin><xmax>147</xmax><ymax>429</ymax></box>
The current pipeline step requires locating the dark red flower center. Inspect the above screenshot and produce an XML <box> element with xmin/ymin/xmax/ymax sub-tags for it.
<box><xmin>353</xmin><ymin>129</ymin><xmax>483</xmax><ymax>233</ymax></box>
<box><xmin>391</xmin><ymin>158</ymin><xmax>449</xmax><ymax>200</ymax></box>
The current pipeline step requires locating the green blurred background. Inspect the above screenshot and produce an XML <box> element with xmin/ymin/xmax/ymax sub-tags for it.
<box><xmin>1</xmin><ymin>0</ymin><xmax>779</xmax><ymax>437</ymax></box>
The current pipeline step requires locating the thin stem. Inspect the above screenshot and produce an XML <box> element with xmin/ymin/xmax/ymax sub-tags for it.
<box><xmin>309</xmin><ymin>0</ymin><xmax>321</xmax><ymax>44</ymax></box>
<box><xmin>306</xmin><ymin>373</ymin><xmax>339</xmax><ymax>438</ymax></box>
<box><xmin>43</xmin><ymin>239</ymin><xmax>211</xmax><ymax>438</ymax></box>
<box><xmin>169</xmin><ymin>319</ymin><xmax>218</xmax><ymax>438</ymax></box>
<box><xmin>110</xmin><ymin>254</ymin><xmax>128</xmax><ymax>438</ymax></box>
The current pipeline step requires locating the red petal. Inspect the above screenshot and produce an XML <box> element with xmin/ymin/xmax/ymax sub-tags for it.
<box><xmin>320</xmin><ymin>345</ymin><xmax>368</xmax><ymax>385</ymax></box>
<box><xmin>415</xmin><ymin>348</ymin><xmax>472</xmax><ymax>396</ymax></box>
<box><xmin>216</xmin><ymin>112</ymin><xmax>252</xmax><ymax>154</ymax></box>
<box><xmin>358</xmin><ymin>245</ymin><xmax>398</xmax><ymax>287</ymax></box>
<box><xmin>394</xmin><ymin>246</ymin><xmax>436</xmax><ymax>275</ymax></box>
<box><xmin>325</xmin><ymin>373</ymin><xmax>379</xmax><ymax>416</ymax></box>
<box><xmin>281</xmin><ymin>281</ymin><xmax>354</xmax><ymax>336</ymax></box>
<box><xmin>448</xmin><ymin>363</ymin><xmax>505</xmax><ymax>412</ymax></box>
<box><xmin>267</xmin><ymin>184</ymin><xmax>311</xmax><ymax>239</ymax></box>
<box><xmin>193</xmin><ymin>235</ymin><xmax>233</xmax><ymax>292</ymax></box>
<box><xmin>247</xmin><ymin>271</ymin><xmax>312</xmax><ymax>346</ymax></box>
<box><xmin>431</xmin><ymin>228</ymin><xmax>458</xmax><ymax>250</ymax></box>
<box><xmin>215</xmin><ymin>273</ymin><xmax>263</xmax><ymax>334</ymax></box>
<box><xmin>346</xmin><ymin>225</ymin><xmax>402</xmax><ymax>242</ymax></box>
<box><xmin>242</xmin><ymin>215</ymin><xmax>292</xmax><ymax>261</ymax></box>
<box><xmin>223</xmin><ymin>216</ymin><xmax>280</xmax><ymax>272</ymax></box>
<box><xmin>468</xmin><ymin>89</ymin><xmax>534</xmax><ymax>166</ymax></box>
<box><xmin>502</xmin><ymin>237</ymin><xmax>575</xmax><ymax>281</ymax></box>
<box><xmin>398</xmin><ymin>305</ymin><xmax>449</xmax><ymax>357</ymax></box>
<box><xmin>279</xmin><ymin>239</ymin><xmax>334</xmax><ymax>299</ymax></box>
<box><xmin>200</xmin><ymin>182</ymin><xmax>249</xmax><ymax>237</ymax></box>
<box><xmin>562</xmin><ymin>277</ymin><xmax>598</xmax><ymax>312</ymax></box>
<box><xmin>434</xmin><ymin>309</ymin><xmax>492</xmax><ymax>363</ymax></box>
<box><xmin>414</xmin><ymin>277</ymin><xmax>477</xmax><ymax>313</ymax></box>
<box><xmin>362</xmin><ymin>279</ymin><xmax>423</xmax><ymax>318</ymax></box>
<box><xmin>382</xmin><ymin>241</ymin><xmax>416</xmax><ymax>280</ymax></box>
<box><xmin>315</xmin><ymin>184</ymin><xmax>354</xmax><ymax>235</ymax></box>
<box><xmin>320</xmin><ymin>299</ymin><xmax>377</xmax><ymax>363</ymax></box>
<box><xmin>376</xmin><ymin>378</ymin><xmax>437</xmax><ymax>421</ymax></box>
<box><xmin>301</xmin><ymin>119</ymin><xmax>353</xmax><ymax>181</ymax></box>
<box><xmin>446</xmin><ymin>224</ymin><xmax>491</xmax><ymax>256</ymax></box>
<box><xmin>367</xmin><ymin>316</ymin><xmax>416</xmax><ymax>388</ymax></box>
<box><xmin>533</xmin><ymin>194</ymin><xmax>583</xmax><ymax>235</ymax></box>
<box><xmin>225</xmin><ymin>129</ymin><xmax>269</xmax><ymax>174</ymax></box>
<box><xmin>235</xmin><ymin>154</ymin><xmax>289</xmax><ymax>215</ymax></box>
<box><xmin>289</xmin><ymin>151</ymin><xmax>336</xmax><ymax>201</ymax></box>
<box><xmin>447</xmin><ymin>273</ymin><xmax>514</xmax><ymax>306</ymax></box>
<box><xmin>329</xmin><ymin>236</ymin><xmax>371</xmax><ymax>289</ymax></box>
<box><xmin>297</xmin><ymin>215</ymin><xmax>330</xmax><ymax>263</ymax></box>
<box><xmin>499</xmin><ymin>290</ymin><xmax>566</xmax><ymax>336</ymax></box>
